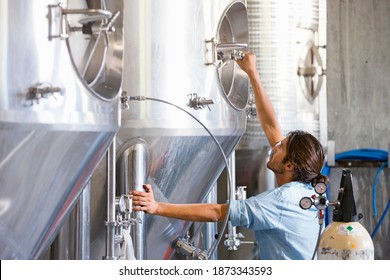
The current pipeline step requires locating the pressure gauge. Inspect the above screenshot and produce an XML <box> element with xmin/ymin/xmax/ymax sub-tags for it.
<box><xmin>299</xmin><ymin>197</ymin><xmax>313</xmax><ymax>210</ymax></box>
<box><xmin>314</xmin><ymin>182</ymin><xmax>327</xmax><ymax>195</ymax></box>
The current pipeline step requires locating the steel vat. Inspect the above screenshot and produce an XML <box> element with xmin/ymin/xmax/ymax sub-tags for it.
<box><xmin>0</xmin><ymin>0</ymin><xmax>123</xmax><ymax>259</ymax></box>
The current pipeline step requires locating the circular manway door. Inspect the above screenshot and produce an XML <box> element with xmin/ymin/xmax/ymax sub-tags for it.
<box><xmin>216</xmin><ymin>1</ymin><xmax>249</xmax><ymax>110</ymax></box>
<box><xmin>297</xmin><ymin>40</ymin><xmax>324</xmax><ymax>104</ymax></box>
<box><xmin>65</xmin><ymin>0</ymin><xmax>124</xmax><ymax>101</ymax></box>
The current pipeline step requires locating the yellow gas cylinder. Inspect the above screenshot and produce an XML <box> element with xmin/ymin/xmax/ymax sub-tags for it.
<box><xmin>318</xmin><ymin>221</ymin><xmax>374</xmax><ymax>260</ymax></box>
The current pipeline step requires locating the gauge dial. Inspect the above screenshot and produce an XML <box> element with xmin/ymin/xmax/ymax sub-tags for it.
<box><xmin>299</xmin><ymin>197</ymin><xmax>313</xmax><ymax>210</ymax></box>
<box><xmin>314</xmin><ymin>182</ymin><xmax>327</xmax><ymax>195</ymax></box>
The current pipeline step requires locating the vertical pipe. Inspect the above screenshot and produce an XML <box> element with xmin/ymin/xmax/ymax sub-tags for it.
<box><xmin>104</xmin><ymin>138</ymin><xmax>117</xmax><ymax>260</ymax></box>
<box><xmin>77</xmin><ymin>181</ymin><xmax>90</xmax><ymax>260</ymax></box>
<box><xmin>51</xmin><ymin>216</ymin><xmax>73</xmax><ymax>259</ymax></box>
<box><xmin>130</xmin><ymin>143</ymin><xmax>147</xmax><ymax>260</ymax></box>
<box><xmin>204</xmin><ymin>183</ymin><xmax>218</xmax><ymax>260</ymax></box>
<box><xmin>227</xmin><ymin>151</ymin><xmax>237</xmax><ymax>247</ymax></box>
<box><xmin>50</xmin><ymin>182</ymin><xmax>91</xmax><ymax>260</ymax></box>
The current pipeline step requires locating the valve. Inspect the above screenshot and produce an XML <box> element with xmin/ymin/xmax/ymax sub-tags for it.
<box><xmin>236</xmin><ymin>186</ymin><xmax>247</xmax><ymax>200</ymax></box>
<box><xmin>120</xmin><ymin>91</ymin><xmax>130</xmax><ymax>110</ymax></box>
<box><xmin>224</xmin><ymin>186</ymin><xmax>247</xmax><ymax>250</ymax></box>
<box><xmin>115</xmin><ymin>194</ymin><xmax>141</xmax><ymax>228</ymax></box>
<box><xmin>224</xmin><ymin>223</ymin><xmax>245</xmax><ymax>250</ymax></box>
<box><xmin>300</xmin><ymin>181</ymin><xmax>339</xmax><ymax>226</ymax></box>
<box><xmin>187</xmin><ymin>93</ymin><xmax>214</xmax><ymax>111</ymax></box>
<box><xmin>24</xmin><ymin>83</ymin><xmax>63</xmax><ymax>106</ymax></box>
<box><xmin>246</xmin><ymin>94</ymin><xmax>257</xmax><ymax>119</ymax></box>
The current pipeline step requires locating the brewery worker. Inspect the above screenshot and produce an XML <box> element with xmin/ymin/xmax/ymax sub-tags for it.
<box><xmin>132</xmin><ymin>52</ymin><xmax>327</xmax><ymax>260</ymax></box>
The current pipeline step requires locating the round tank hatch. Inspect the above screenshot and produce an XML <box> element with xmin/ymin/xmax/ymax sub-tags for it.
<box><xmin>297</xmin><ymin>40</ymin><xmax>324</xmax><ymax>104</ymax></box>
<box><xmin>64</xmin><ymin>0</ymin><xmax>123</xmax><ymax>101</ymax></box>
<box><xmin>216</xmin><ymin>2</ymin><xmax>249</xmax><ymax>110</ymax></box>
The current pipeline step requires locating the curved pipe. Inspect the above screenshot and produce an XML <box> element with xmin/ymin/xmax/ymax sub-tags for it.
<box><xmin>129</xmin><ymin>96</ymin><xmax>234</xmax><ymax>259</ymax></box>
<box><xmin>371</xmin><ymin>200</ymin><xmax>390</xmax><ymax>238</ymax></box>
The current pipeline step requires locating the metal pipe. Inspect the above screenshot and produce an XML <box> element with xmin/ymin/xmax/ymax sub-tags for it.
<box><xmin>77</xmin><ymin>181</ymin><xmax>91</xmax><ymax>260</ymax></box>
<box><xmin>226</xmin><ymin>152</ymin><xmax>238</xmax><ymax>250</ymax></box>
<box><xmin>229</xmin><ymin>151</ymin><xmax>236</xmax><ymax>201</ymax></box>
<box><xmin>130</xmin><ymin>143</ymin><xmax>148</xmax><ymax>260</ymax></box>
<box><xmin>50</xmin><ymin>217</ymin><xmax>73</xmax><ymax>259</ymax></box>
<box><xmin>104</xmin><ymin>138</ymin><xmax>117</xmax><ymax>260</ymax></box>
<box><xmin>50</xmin><ymin>181</ymin><xmax>91</xmax><ymax>260</ymax></box>
<box><xmin>204</xmin><ymin>184</ymin><xmax>218</xmax><ymax>260</ymax></box>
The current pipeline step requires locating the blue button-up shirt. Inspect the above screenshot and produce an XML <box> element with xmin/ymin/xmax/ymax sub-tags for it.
<box><xmin>229</xmin><ymin>181</ymin><xmax>320</xmax><ymax>260</ymax></box>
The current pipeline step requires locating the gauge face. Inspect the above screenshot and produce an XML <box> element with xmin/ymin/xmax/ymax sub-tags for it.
<box><xmin>314</xmin><ymin>182</ymin><xmax>327</xmax><ymax>195</ymax></box>
<box><xmin>299</xmin><ymin>197</ymin><xmax>313</xmax><ymax>210</ymax></box>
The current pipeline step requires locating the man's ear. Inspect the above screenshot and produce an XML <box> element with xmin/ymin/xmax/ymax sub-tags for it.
<box><xmin>284</xmin><ymin>161</ymin><xmax>295</xmax><ymax>171</ymax></box>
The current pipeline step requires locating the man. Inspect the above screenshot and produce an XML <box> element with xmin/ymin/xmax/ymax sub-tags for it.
<box><xmin>131</xmin><ymin>52</ymin><xmax>327</xmax><ymax>259</ymax></box>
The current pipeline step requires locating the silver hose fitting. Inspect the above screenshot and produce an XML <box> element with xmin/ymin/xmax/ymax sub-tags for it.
<box><xmin>174</xmin><ymin>238</ymin><xmax>208</xmax><ymax>260</ymax></box>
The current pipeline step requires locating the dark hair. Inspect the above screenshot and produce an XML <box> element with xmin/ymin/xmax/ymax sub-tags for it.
<box><xmin>283</xmin><ymin>130</ymin><xmax>328</xmax><ymax>184</ymax></box>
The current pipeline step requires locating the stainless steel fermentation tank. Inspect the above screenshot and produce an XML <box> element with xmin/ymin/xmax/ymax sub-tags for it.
<box><xmin>237</xmin><ymin>0</ymin><xmax>325</xmax><ymax>195</ymax></box>
<box><xmin>89</xmin><ymin>0</ymin><xmax>249</xmax><ymax>260</ymax></box>
<box><xmin>0</xmin><ymin>0</ymin><xmax>123</xmax><ymax>259</ymax></box>
<box><xmin>221</xmin><ymin>0</ymin><xmax>326</xmax><ymax>260</ymax></box>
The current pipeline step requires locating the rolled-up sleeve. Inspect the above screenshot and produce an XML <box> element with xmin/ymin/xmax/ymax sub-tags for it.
<box><xmin>229</xmin><ymin>189</ymin><xmax>283</xmax><ymax>230</ymax></box>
